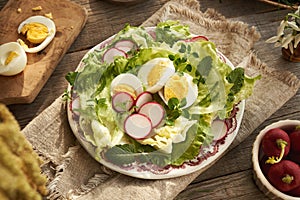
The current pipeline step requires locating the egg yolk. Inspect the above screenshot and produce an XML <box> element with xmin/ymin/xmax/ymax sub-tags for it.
<box><xmin>5</xmin><ymin>51</ymin><xmax>19</xmax><ymax>65</ymax></box>
<box><xmin>113</xmin><ymin>84</ymin><xmax>137</xmax><ymax>99</ymax></box>
<box><xmin>20</xmin><ymin>22</ymin><xmax>49</xmax><ymax>44</ymax></box>
<box><xmin>164</xmin><ymin>74</ymin><xmax>188</xmax><ymax>102</ymax></box>
<box><xmin>147</xmin><ymin>61</ymin><xmax>168</xmax><ymax>86</ymax></box>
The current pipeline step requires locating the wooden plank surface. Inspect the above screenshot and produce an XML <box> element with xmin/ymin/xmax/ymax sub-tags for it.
<box><xmin>0</xmin><ymin>0</ymin><xmax>87</xmax><ymax>104</ymax></box>
<box><xmin>1</xmin><ymin>0</ymin><xmax>300</xmax><ymax>199</ymax></box>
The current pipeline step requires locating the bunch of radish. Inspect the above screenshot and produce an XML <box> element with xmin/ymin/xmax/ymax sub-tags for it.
<box><xmin>260</xmin><ymin>126</ymin><xmax>300</xmax><ymax>196</ymax></box>
<box><xmin>111</xmin><ymin>91</ymin><xmax>166</xmax><ymax>140</ymax></box>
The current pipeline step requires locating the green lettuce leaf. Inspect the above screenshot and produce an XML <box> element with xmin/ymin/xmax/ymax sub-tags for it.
<box><xmin>156</xmin><ymin>20</ymin><xmax>191</xmax><ymax>46</ymax></box>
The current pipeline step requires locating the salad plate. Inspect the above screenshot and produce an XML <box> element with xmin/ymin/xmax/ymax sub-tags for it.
<box><xmin>66</xmin><ymin>21</ymin><xmax>258</xmax><ymax>179</ymax></box>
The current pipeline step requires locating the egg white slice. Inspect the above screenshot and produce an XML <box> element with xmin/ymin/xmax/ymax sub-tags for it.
<box><xmin>137</xmin><ymin>57</ymin><xmax>175</xmax><ymax>93</ymax></box>
<box><xmin>0</xmin><ymin>42</ymin><xmax>27</xmax><ymax>76</ymax></box>
<box><xmin>110</xmin><ymin>73</ymin><xmax>143</xmax><ymax>98</ymax></box>
<box><xmin>17</xmin><ymin>15</ymin><xmax>56</xmax><ymax>53</ymax></box>
<box><xmin>159</xmin><ymin>72</ymin><xmax>198</xmax><ymax>109</ymax></box>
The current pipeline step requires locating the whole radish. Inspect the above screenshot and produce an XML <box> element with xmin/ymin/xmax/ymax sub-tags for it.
<box><xmin>261</xmin><ymin>128</ymin><xmax>290</xmax><ymax>164</ymax></box>
<box><xmin>289</xmin><ymin>125</ymin><xmax>300</xmax><ymax>153</ymax></box>
<box><xmin>267</xmin><ymin>160</ymin><xmax>300</xmax><ymax>192</ymax></box>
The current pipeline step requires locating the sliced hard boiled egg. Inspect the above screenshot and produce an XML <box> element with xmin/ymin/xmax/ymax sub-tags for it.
<box><xmin>0</xmin><ymin>42</ymin><xmax>27</xmax><ymax>76</ymax></box>
<box><xmin>161</xmin><ymin>72</ymin><xmax>198</xmax><ymax>109</ymax></box>
<box><xmin>17</xmin><ymin>15</ymin><xmax>56</xmax><ymax>53</ymax></box>
<box><xmin>137</xmin><ymin>57</ymin><xmax>175</xmax><ymax>93</ymax></box>
<box><xmin>110</xmin><ymin>73</ymin><xmax>143</xmax><ymax>99</ymax></box>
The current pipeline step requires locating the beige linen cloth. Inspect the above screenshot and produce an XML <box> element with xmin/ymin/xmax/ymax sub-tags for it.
<box><xmin>22</xmin><ymin>0</ymin><xmax>300</xmax><ymax>199</ymax></box>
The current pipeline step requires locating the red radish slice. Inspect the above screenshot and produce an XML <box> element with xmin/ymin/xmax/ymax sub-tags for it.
<box><xmin>115</xmin><ymin>46</ymin><xmax>132</xmax><ymax>53</ymax></box>
<box><xmin>112</xmin><ymin>92</ymin><xmax>135</xmax><ymax>113</ymax></box>
<box><xmin>146</xmin><ymin>27</ymin><xmax>156</xmax><ymax>40</ymax></box>
<box><xmin>211</xmin><ymin>119</ymin><xmax>228</xmax><ymax>141</ymax></box>
<box><xmin>184</xmin><ymin>35</ymin><xmax>209</xmax><ymax>42</ymax></box>
<box><xmin>217</xmin><ymin>51</ymin><xmax>227</xmax><ymax>63</ymax></box>
<box><xmin>103</xmin><ymin>47</ymin><xmax>127</xmax><ymax>64</ymax></box>
<box><xmin>71</xmin><ymin>96</ymin><xmax>80</xmax><ymax>116</ymax></box>
<box><xmin>138</xmin><ymin>102</ymin><xmax>165</xmax><ymax>128</ymax></box>
<box><xmin>114</xmin><ymin>40</ymin><xmax>136</xmax><ymax>53</ymax></box>
<box><xmin>124</xmin><ymin>113</ymin><xmax>152</xmax><ymax>139</ymax></box>
<box><xmin>135</xmin><ymin>91</ymin><xmax>153</xmax><ymax>108</ymax></box>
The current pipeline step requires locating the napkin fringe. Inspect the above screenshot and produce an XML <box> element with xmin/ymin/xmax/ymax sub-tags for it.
<box><xmin>156</xmin><ymin>1</ymin><xmax>261</xmax><ymax>42</ymax></box>
<box><xmin>174</xmin><ymin>0</ymin><xmax>200</xmax><ymax>11</ymax></box>
<box><xmin>203</xmin><ymin>8</ymin><xmax>226</xmax><ymax>21</ymax></box>
<box><xmin>66</xmin><ymin>173</ymin><xmax>113</xmax><ymax>199</ymax></box>
<box><xmin>249</xmin><ymin>53</ymin><xmax>300</xmax><ymax>91</ymax></box>
<box><xmin>47</xmin><ymin>145</ymin><xmax>80</xmax><ymax>200</ymax></box>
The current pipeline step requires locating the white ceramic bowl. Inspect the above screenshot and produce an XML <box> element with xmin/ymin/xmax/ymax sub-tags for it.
<box><xmin>252</xmin><ymin>119</ymin><xmax>300</xmax><ymax>200</ymax></box>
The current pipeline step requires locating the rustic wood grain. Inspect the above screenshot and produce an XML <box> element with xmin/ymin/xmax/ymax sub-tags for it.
<box><xmin>0</xmin><ymin>0</ymin><xmax>87</xmax><ymax>104</ymax></box>
<box><xmin>1</xmin><ymin>0</ymin><xmax>299</xmax><ymax>199</ymax></box>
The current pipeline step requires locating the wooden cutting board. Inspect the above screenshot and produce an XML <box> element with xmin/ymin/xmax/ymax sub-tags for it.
<box><xmin>0</xmin><ymin>0</ymin><xmax>87</xmax><ymax>105</ymax></box>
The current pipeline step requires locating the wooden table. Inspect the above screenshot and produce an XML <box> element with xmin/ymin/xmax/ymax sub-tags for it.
<box><xmin>1</xmin><ymin>0</ymin><xmax>299</xmax><ymax>199</ymax></box>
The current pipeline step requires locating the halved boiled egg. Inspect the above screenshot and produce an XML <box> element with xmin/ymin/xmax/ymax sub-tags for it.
<box><xmin>110</xmin><ymin>73</ymin><xmax>143</xmax><ymax>99</ymax></box>
<box><xmin>0</xmin><ymin>42</ymin><xmax>27</xmax><ymax>76</ymax></box>
<box><xmin>137</xmin><ymin>57</ymin><xmax>175</xmax><ymax>93</ymax></box>
<box><xmin>17</xmin><ymin>15</ymin><xmax>56</xmax><ymax>53</ymax></box>
<box><xmin>160</xmin><ymin>72</ymin><xmax>198</xmax><ymax>109</ymax></box>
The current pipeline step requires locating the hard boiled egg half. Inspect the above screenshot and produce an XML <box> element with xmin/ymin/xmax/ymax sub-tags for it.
<box><xmin>160</xmin><ymin>72</ymin><xmax>198</xmax><ymax>109</ymax></box>
<box><xmin>17</xmin><ymin>15</ymin><xmax>56</xmax><ymax>53</ymax></box>
<box><xmin>137</xmin><ymin>57</ymin><xmax>175</xmax><ymax>93</ymax></box>
<box><xmin>0</xmin><ymin>42</ymin><xmax>27</xmax><ymax>76</ymax></box>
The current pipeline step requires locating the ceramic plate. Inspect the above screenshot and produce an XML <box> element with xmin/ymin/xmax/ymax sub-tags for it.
<box><xmin>67</xmin><ymin>25</ymin><xmax>245</xmax><ymax>179</ymax></box>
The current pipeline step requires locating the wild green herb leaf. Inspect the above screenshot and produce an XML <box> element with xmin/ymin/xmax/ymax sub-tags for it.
<box><xmin>65</xmin><ymin>72</ymin><xmax>78</xmax><ymax>86</ymax></box>
<box><xmin>179</xmin><ymin>44</ymin><xmax>186</xmax><ymax>53</ymax></box>
<box><xmin>180</xmin><ymin>98</ymin><xmax>187</xmax><ymax>108</ymax></box>
<box><xmin>166</xmin><ymin>97</ymin><xmax>178</xmax><ymax>110</ymax></box>
<box><xmin>226</xmin><ymin>67</ymin><xmax>244</xmax><ymax>94</ymax></box>
<box><xmin>62</xmin><ymin>89</ymin><xmax>71</xmax><ymax>101</ymax></box>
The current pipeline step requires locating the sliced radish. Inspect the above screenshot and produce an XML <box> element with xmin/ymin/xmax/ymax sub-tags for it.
<box><xmin>115</xmin><ymin>46</ymin><xmax>132</xmax><ymax>54</ymax></box>
<box><xmin>211</xmin><ymin>119</ymin><xmax>228</xmax><ymax>141</ymax></box>
<box><xmin>112</xmin><ymin>92</ymin><xmax>135</xmax><ymax>113</ymax></box>
<box><xmin>138</xmin><ymin>102</ymin><xmax>165</xmax><ymax>128</ymax></box>
<box><xmin>184</xmin><ymin>35</ymin><xmax>209</xmax><ymax>42</ymax></box>
<box><xmin>124</xmin><ymin>113</ymin><xmax>152</xmax><ymax>139</ymax></box>
<box><xmin>135</xmin><ymin>91</ymin><xmax>153</xmax><ymax>108</ymax></box>
<box><xmin>71</xmin><ymin>95</ymin><xmax>80</xmax><ymax>116</ymax></box>
<box><xmin>114</xmin><ymin>40</ymin><xmax>136</xmax><ymax>53</ymax></box>
<box><xmin>146</xmin><ymin>27</ymin><xmax>156</xmax><ymax>40</ymax></box>
<box><xmin>99</xmin><ymin>37</ymin><xmax>113</xmax><ymax>49</ymax></box>
<box><xmin>217</xmin><ymin>51</ymin><xmax>227</xmax><ymax>63</ymax></box>
<box><xmin>102</xmin><ymin>47</ymin><xmax>127</xmax><ymax>64</ymax></box>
